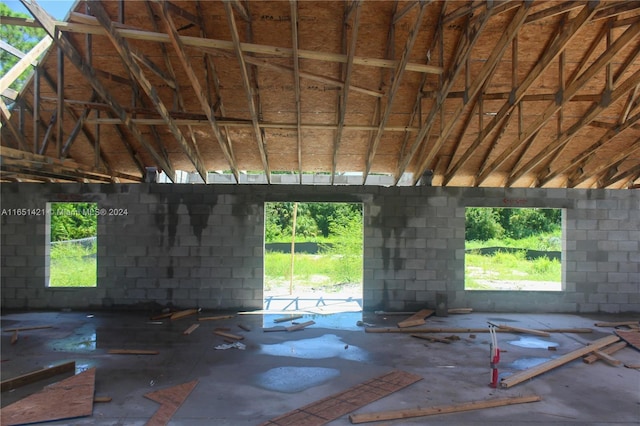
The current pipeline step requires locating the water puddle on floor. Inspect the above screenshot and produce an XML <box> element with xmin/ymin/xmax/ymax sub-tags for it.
<box><xmin>254</xmin><ymin>366</ymin><xmax>340</xmax><ymax>393</ymax></box>
<box><xmin>508</xmin><ymin>336</ymin><xmax>558</xmax><ymax>349</ymax></box>
<box><xmin>259</xmin><ymin>334</ymin><xmax>368</xmax><ymax>361</ymax></box>
<box><xmin>49</xmin><ymin>323</ymin><xmax>97</xmax><ymax>353</ymax></box>
<box><xmin>508</xmin><ymin>357</ymin><xmax>553</xmax><ymax>370</ymax></box>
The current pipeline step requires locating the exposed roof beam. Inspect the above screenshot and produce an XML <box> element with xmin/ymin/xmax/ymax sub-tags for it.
<box><xmin>444</xmin><ymin>1</ymin><xmax>599</xmax><ymax>186</ymax></box>
<box><xmin>52</xmin><ymin>14</ymin><xmax>444</xmax><ymax>74</ymax></box>
<box><xmin>290</xmin><ymin>0</ymin><xmax>302</xmax><ymax>179</ymax></box>
<box><xmin>479</xmin><ymin>21</ymin><xmax>640</xmax><ymax>185</ymax></box>
<box><xmin>525</xmin><ymin>1</ymin><xmax>584</xmax><ymax>23</ymax></box>
<box><xmin>91</xmin><ymin>1</ymin><xmax>209</xmax><ymax>183</ymax></box>
<box><xmin>155</xmin><ymin>0</ymin><xmax>240</xmax><ymax>182</ymax></box>
<box><xmin>20</xmin><ymin>0</ymin><xmax>175</xmax><ymax>181</ymax></box>
<box><xmin>598</xmin><ymin>164</ymin><xmax>640</xmax><ymax>189</ymax></box>
<box><xmin>223</xmin><ymin>1</ymin><xmax>271</xmax><ymax>182</ymax></box>
<box><xmin>364</xmin><ymin>1</ymin><xmax>430</xmax><ymax>181</ymax></box>
<box><xmin>332</xmin><ymin>1</ymin><xmax>361</xmax><ymax>184</ymax></box>
<box><xmin>0</xmin><ymin>36</ymin><xmax>52</xmax><ymax>94</ymax></box>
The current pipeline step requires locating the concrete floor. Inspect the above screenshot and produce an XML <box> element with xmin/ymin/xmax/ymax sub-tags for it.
<box><xmin>1</xmin><ymin>309</ymin><xmax>639</xmax><ymax>425</ymax></box>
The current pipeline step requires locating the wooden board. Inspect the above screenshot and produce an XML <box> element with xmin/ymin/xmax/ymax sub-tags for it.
<box><xmin>0</xmin><ymin>368</ymin><xmax>95</xmax><ymax>426</ymax></box>
<box><xmin>144</xmin><ymin>380</ymin><xmax>198</xmax><ymax>426</ymax></box>
<box><xmin>349</xmin><ymin>395</ymin><xmax>541</xmax><ymax>423</ymax></box>
<box><xmin>489</xmin><ymin>323</ymin><xmax>550</xmax><ymax>337</ymax></box>
<box><xmin>583</xmin><ymin>341</ymin><xmax>627</xmax><ymax>364</ymax></box>
<box><xmin>259</xmin><ymin>370</ymin><xmax>422</xmax><ymax>426</ymax></box>
<box><xmin>1</xmin><ymin>361</ymin><xmax>75</xmax><ymax>392</ymax></box>
<box><xmin>108</xmin><ymin>349</ymin><xmax>159</xmax><ymax>355</ymax></box>
<box><xmin>214</xmin><ymin>331</ymin><xmax>243</xmax><ymax>340</ymax></box>
<box><xmin>198</xmin><ymin>315</ymin><xmax>235</xmax><ymax>321</ymax></box>
<box><xmin>170</xmin><ymin>309</ymin><xmax>199</xmax><ymax>320</ymax></box>
<box><xmin>615</xmin><ymin>330</ymin><xmax>640</xmax><ymax>351</ymax></box>
<box><xmin>286</xmin><ymin>321</ymin><xmax>315</xmax><ymax>332</ymax></box>
<box><xmin>500</xmin><ymin>335</ymin><xmax>620</xmax><ymax>388</ymax></box>
<box><xmin>366</xmin><ymin>327</ymin><xmax>593</xmax><ymax>334</ymax></box>
<box><xmin>183</xmin><ymin>324</ymin><xmax>199</xmax><ymax>335</ymax></box>
<box><xmin>3</xmin><ymin>325</ymin><xmax>53</xmax><ymax>333</ymax></box>
<box><xmin>595</xmin><ymin>321</ymin><xmax>639</xmax><ymax>327</ymax></box>
<box><xmin>397</xmin><ymin>309</ymin><xmax>434</xmax><ymax>328</ymax></box>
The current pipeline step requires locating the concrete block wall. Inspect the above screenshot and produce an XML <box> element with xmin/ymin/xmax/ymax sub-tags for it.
<box><xmin>1</xmin><ymin>183</ymin><xmax>638</xmax><ymax>313</ymax></box>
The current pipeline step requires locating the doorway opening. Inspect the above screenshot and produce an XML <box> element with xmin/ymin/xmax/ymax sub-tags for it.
<box><xmin>46</xmin><ymin>202</ymin><xmax>97</xmax><ymax>287</ymax></box>
<box><xmin>263</xmin><ymin>202</ymin><xmax>363</xmax><ymax>314</ymax></box>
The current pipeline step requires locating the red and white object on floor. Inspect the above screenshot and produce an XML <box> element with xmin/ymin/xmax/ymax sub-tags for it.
<box><xmin>489</xmin><ymin>324</ymin><xmax>500</xmax><ymax>388</ymax></box>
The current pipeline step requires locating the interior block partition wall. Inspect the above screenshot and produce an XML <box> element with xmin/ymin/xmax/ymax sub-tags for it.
<box><xmin>1</xmin><ymin>184</ymin><xmax>638</xmax><ymax>313</ymax></box>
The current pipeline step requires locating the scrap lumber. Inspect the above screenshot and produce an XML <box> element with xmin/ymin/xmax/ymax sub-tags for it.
<box><xmin>170</xmin><ymin>309</ymin><xmax>199</xmax><ymax>320</ymax></box>
<box><xmin>448</xmin><ymin>308</ymin><xmax>473</xmax><ymax>314</ymax></box>
<box><xmin>489</xmin><ymin>322</ymin><xmax>550</xmax><ymax>337</ymax></box>
<box><xmin>273</xmin><ymin>314</ymin><xmax>303</xmax><ymax>323</ymax></box>
<box><xmin>397</xmin><ymin>309</ymin><xmax>435</xmax><ymax>328</ymax></box>
<box><xmin>198</xmin><ymin>315</ymin><xmax>235</xmax><ymax>321</ymax></box>
<box><xmin>624</xmin><ymin>364</ymin><xmax>640</xmax><ymax>369</ymax></box>
<box><xmin>0</xmin><ymin>368</ymin><xmax>95</xmax><ymax>426</ymax></box>
<box><xmin>615</xmin><ymin>330</ymin><xmax>640</xmax><ymax>351</ymax></box>
<box><xmin>238</xmin><ymin>324</ymin><xmax>251</xmax><ymax>331</ymax></box>
<box><xmin>583</xmin><ymin>341</ymin><xmax>627</xmax><ymax>364</ymax></box>
<box><xmin>349</xmin><ymin>395</ymin><xmax>542</xmax><ymax>424</ymax></box>
<box><xmin>3</xmin><ymin>325</ymin><xmax>53</xmax><ymax>332</ymax></box>
<box><xmin>150</xmin><ymin>312</ymin><xmax>174</xmax><ymax>320</ymax></box>
<box><xmin>214</xmin><ymin>330</ymin><xmax>244</xmax><ymax>340</ymax></box>
<box><xmin>108</xmin><ymin>349</ymin><xmax>159</xmax><ymax>355</ymax></box>
<box><xmin>1</xmin><ymin>361</ymin><xmax>76</xmax><ymax>392</ymax></box>
<box><xmin>286</xmin><ymin>320</ymin><xmax>315</xmax><ymax>332</ymax></box>
<box><xmin>144</xmin><ymin>380</ymin><xmax>198</xmax><ymax>426</ymax></box>
<box><xmin>500</xmin><ymin>335</ymin><xmax>620</xmax><ymax>388</ymax></box>
<box><xmin>411</xmin><ymin>334</ymin><xmax>451</xmax><ymax>344</ymax></box>
<box><xmin>259</xmin><ymin>370</ymin><xmax>422</xmax><ymax>426</ymax></box>
<box><xmin>183</xmin><ymin>324</ymin><xmax>199</xmax><ymax>335</ymax></box>
<box><xmin>595</xmin><ymin>321</ymin><xmax>639</xmax><ymax>327</ymax></box>
<box><xmin>365</xmin><ymin>327</ymin><xmax>592</xmax><ymax>334</ymax></box>
<box><xmin>590</xmin><ymin>350</ymin><xmax>622</xmax><ymax>367</ymax></box>
<box><xmin>94</xmin><ymin>396</ymin><xmax>112</xmax><ymax>403</ymax></box>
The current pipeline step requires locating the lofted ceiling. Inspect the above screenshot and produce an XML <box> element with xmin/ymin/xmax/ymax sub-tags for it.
<box><xmin>1</xmin><ymin>0</ymin><xmax>639</xmax><ymax>187</ymax></box>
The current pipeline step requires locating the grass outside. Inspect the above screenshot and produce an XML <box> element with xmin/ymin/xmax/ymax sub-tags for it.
<box><xmin>49</xmin><ymin>242</ymin><xmax>96</xmax><ymax>287</ymax></box>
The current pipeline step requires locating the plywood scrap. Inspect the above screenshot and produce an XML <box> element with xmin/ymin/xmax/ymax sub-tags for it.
<box><xmin>0</xmin><ymin>368</ymin><xmax>95</xmax><ymax>426</ymax></box>
<box><xmin>198</xmin><ymin>315</ymin><xmax>235</xmax><ymax>321</ymax></box>
<box><xmin>1</xmin><ymin>361</ymin><xmax>76</xmax><ymax>392</ymax></box>
<box><xmin>183</xmin><ymin>324</ymin><xmax>199</xmax><ymax>335</ymax></box>
<box><xmin>397</xmin><ymin>309</ymin><xmax>435</xmax><ymax>328</ymax></box>
<box><xmin>144</xmin><ymin>380</ymin><xmax>198</xmax><ymax>426</ymax></box>
<box><xmin>500</xmin><ymin>335</ymin><xmax>620</xmax><ymax>388</ymax></box>
<box><xmin>489</xmin><ymin>322</ymin><xmax>550</xmax><ymax>337</ymax></box>
<box><xmin>349</xmin><ymin>395</ymin><xmax>541</xmax><ymax>424</ymax></box>
<box><xmin>170</xmin><ymin>309</ymin><xmax>199</xmax><ymax>321</ymax></box>
<box><xmin>214</xmin><ymin>330</ymin><xmax>244</xmax><ymax>340</ymax></box>
<box><xmin>259</xmin><ymin>370</ymin><xmax>422</xmax><ymax>426</ymax></box>
<box><xmin>286</xmin><ymin>320</ymin><xmax>315</xmax><ymax>332</ymax></box>
<box><xmin>615</xmin><ymin>330</ymin><xmax>640</xmax><ymax>351</ymax></box>
<box><xmin>108</xmin><ymin>349</ymin><xmax>159</xmax><ymax>355</ymax></box>
<box><xmin>273</xmin><ymin>314</ymin><xmax>303</xmax><ymax>323</ymax></box>
<box><xmin>582</xmin><ymin>341</ymin><xmax>627</xmax><ymax>364</ymax></box>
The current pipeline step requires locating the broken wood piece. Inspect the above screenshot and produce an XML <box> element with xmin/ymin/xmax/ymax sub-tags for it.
<box><xmin>1</xmin><ymin>361</ymin><xmax>76</xmax><ymax>392</ymax></box>
<box><xmin>198</xmin><ymin>315</ymin><xmax>235</xmax><ymax>321</ymax></box>
<box><xmin>238</xmin><ymin>324</ymin><xmax>251</xmax><ymax>331</ymax></box>
<box><xmin>3</xmin><ymin>325</ymin><xmax>53</xmax><ymax>332</ymax></box>
<box><xmin>624</xmin><ymin>364</ymin><xmax>640</xmax><ymax>369</ymax></box>
<box><xmin>145</xmin><ymin>380</ymin><xmax>198</xmax><ymax>426</ymax></box>
<box><xmin>411</xmin><ymin>334</ymin><xmax>451</xmax><ymax>343</ymax></box>
<box><xmin>365</xmin><ymin>327</ymin><xmax>592</xmax><ymax>334</ymax></box>
<box><xmin>150</xmin><ymin>312</ymin><xmax>174</xmax><ymax>320</ymax></box>
<box><xmin>500</xmin><ymin>335</ymin><xmax>620</xmax><ymax>388</ymax></box>
<box><xmin>273</xmin><ymin>314</ymin><xmax>303</xmax><ymax>323</ymax></box>
<box><xmin>448</xmin><ymin>308</ymin><xmax>473</xmax><ymax>314</ymax></box>
<box><xmin>594</xmin><ymin>321</ymin><xmax>639</xmax><ymax>327</ymax></box>
<box><xmin>583</xmin><ymin>341</ymin><xmax>627</xmax><ymax>364</ymax></box>
<box><xmin>0</xmin><ymin>368</ymin><xmax>95</xmax><ymax>426</ymax></box>
<box><xmin>490</xmin><ymin>323</ymin><xmax>550</xmax><ymax>337</ymax></box>
<box><xmin>349</xmin><ymin>395</ymin><xmax>542</xmax><ymax>424</ymax></box>
<box><xmin>170</xmin><ymin>309</ymin><xmax>199</xmax><ymax>320</ymax></box>
<box><xmin>10</xmin><ymin>331</ymin><xmax>18</xmax><ymax>345</ymax></box>
<box><xmin>108</xmin><ymin>349</ymin><xmax>159</xmax><ymax>355</ymax></box>
<box><xmin>591</xmin><ymin>350</ymin><xmax>622</xmax><ymax>366</ymax></box>
<box><xmin>94</xmin><ymin>396</ymin><xmax>112</xmax><ymax>403</ymax></box>
<box><xmin>214</xmin><ymin>330</ymin><xmax>244</xmax><ymax>340</ymax></box>
<box><xmin>183</xmin><ymin>324</ymin><xmax>199</xmax><ymax>335</ymax></box>
<box><xmin>615</xmin><ymin>330</ymin><xmax>640</xmax><ymax>351</ymax></box>
<box><xmin>286</xmin><ymin>320</ymin><xmax>315</xmax><ymax>332</ymax></box>
<box><xmin>397</xmin><ymin>309</ymin><xmax>435</xmax><ymax>328</ymax></box>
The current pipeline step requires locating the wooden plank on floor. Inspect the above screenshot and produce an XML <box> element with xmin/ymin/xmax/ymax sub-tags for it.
<box><xmin>144</xmin><ymin>380</ymin><xmax>198</xmax><ymax>426</ymax></box>
<box><xmin>397</xmin><ymin>309</ymin><xmax>434</xmax><ymax>328</ymax></box>
<box><xmin>108</xmin><ymin>349</ymin><xmax>159</xmax><ymax>355</ymax></box>
<box><xmin>183</xmin><ymin>324</ymin><xmax>199</xmax><ymax>335</ymax></box>
<box><xmin>198</xmin><ymin>315</ymin><xmax>235</xmax><ymax>321</ymax></box>
<box><xmin>595</xmin><ymin>321</ymin><xmax>639</xmax><ymax>328</ymax></box>
<box><xmin>489</xmin><ymin>323</ymin><xmax>550</xmax><ymax>337</ymax></box>
<box><xmin>500</xmin><ymin>335</ymin><xmax>620</xmax><ymax>388</ymax></box>
<box><xmin>214</xmin><ymin>331</ymin><xmax>244</xmax><ymax>340</ymax></box>
<box><xmin>1</xmin><ymin>361</ymin><xmax>76</xmax><ymax>392</ymax></box>
<box><xmin>583</xmin><ymin>341</ymin><xmax>627</xmax><ymax>364</ymax></box>
<box><xmin>3</xmin><ymin>325</ymin><xmax>54</xmax><ymax>332</ymax></box>
<box><xmin>170</xmin><ymin>309</ymin><xmax>199</xmax><ymax>320</ymax></box>
<box><xmin>258</xmin><ymin>370</ymin><xmax>423</xmax><ymax>426</ymax></box>
<box><xmin>0</xmin><ymin>368</ymin><xmax>95</xmax><ymax>426</ymax></box>
<box><xmin>365</xmin><ymin>327</ymin><xmax>593</xmax><ymax>334</ymax></box>
<box><xmin>615</xmin><ymin>330</ymin><xmax>640</xmax><ymax>351</ymax></box>
<box><xmin>349</xmin><ymin>395</ymin><xmax>541</xmax><ymax>423</ymax></box>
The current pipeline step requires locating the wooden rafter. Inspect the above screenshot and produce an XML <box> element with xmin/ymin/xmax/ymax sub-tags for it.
<box><xmin>19</xmin><ymin>0</ymin><xmax>174</xmax><ymax>181</ymax></box>
<box><xmin>290</xmin><ymin>0</ymin><xmax>302</xmax><ymax>179</ymax></box>
<box><xmin>331</xmin><ymin>1</ymin><xmax>361</xmax><ymax>184</ymax></box>
<box><xmin>364</xmin><ymin>1</ymin><xmax>430</xmax><ymax>181</ymax></box>
<box><xmin>445</xmin><ymin>2</ymin><xmax>599</xmax><ymax>185</ymax></box>
<box><xmin>223</xmin><ymin>1</ymin><xmax>270</xmax><ymax>182</ymax></box>
<box><xmin>476</xmin><ymin>18</ymin><xmax>640</xmax><ymax>186</ymax></box>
